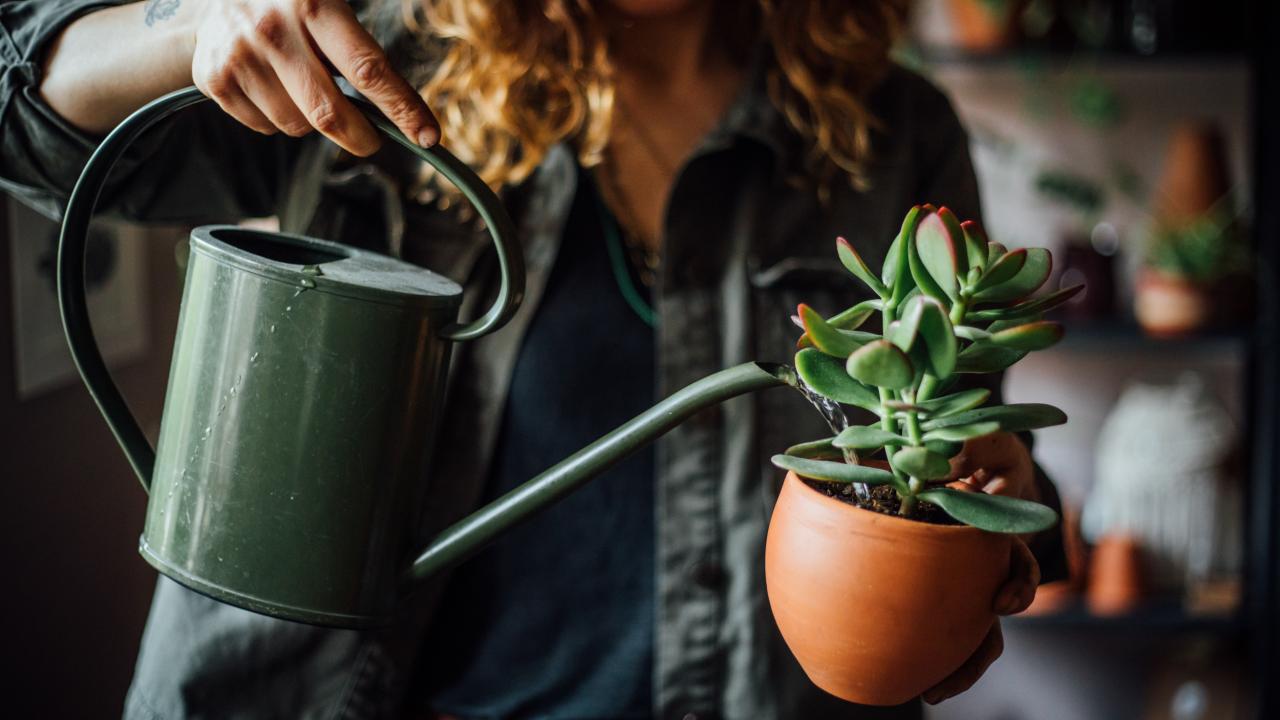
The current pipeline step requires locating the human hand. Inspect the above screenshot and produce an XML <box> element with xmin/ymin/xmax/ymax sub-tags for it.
<box><xmin>188</xmin><ymin>0</ymin><xmax>439</xmax><ymax>155</ymax></box>
<box><xmin>922</xmin><ymin>432</ymin><xmax>1042</xmax><ymax>704</ymax></box>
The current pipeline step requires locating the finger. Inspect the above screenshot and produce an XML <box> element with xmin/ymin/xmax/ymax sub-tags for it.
<box><xmin>245</xmin><ymin>6</ymin><xmax>381</xmax><ymax>156</ymax></box>
<box><xmin>196</xmin><ymin>67</ymin><xmax>279</xmax><ymax>136</ymax></box>
<box><xmin>301</xmin><ymin>0</ymin><xmax>440</xmax><ymax>147</ymax></box>
<box><xmin>234</xmin><ymin>55</ymin><xmax>312</xmax><ymax>137</ymax></box>
<box><xmin>922</xmin><ymin>622</ymin><xmax>1004</xmax><ymax>705</ymax></box>
<box><xmin>982</xmin><ymin>475</ymin><xmax>1011</xmax><ymax>496</ymax></box>
<box><xmin>994</xmin><ymin>538</ymin><xmax>1040</xmax><ymax>615</ymax></box>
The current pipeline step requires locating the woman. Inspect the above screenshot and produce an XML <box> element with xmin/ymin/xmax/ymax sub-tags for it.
<box><xmin>1</xmin><ymin>0</ymin><xmax>1064</xmax><ymax>717</ymax></box>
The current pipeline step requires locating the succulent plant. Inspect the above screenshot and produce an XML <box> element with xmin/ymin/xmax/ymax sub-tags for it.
<box><xmin>772</xmin><ymin>205</ymin><xmax>1084</xmax><ymax>534</ymax></box>
<box><xmin>1146</xmin><ymin>207</ymin><xmax>1245</xmax><ymax>284</ymax></box>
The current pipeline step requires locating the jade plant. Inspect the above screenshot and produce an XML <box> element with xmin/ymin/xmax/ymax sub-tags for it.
<box><xmin>772</xmin><ymin>205</ymin><xmax>1083</xmax><ymax>534</ymax></box>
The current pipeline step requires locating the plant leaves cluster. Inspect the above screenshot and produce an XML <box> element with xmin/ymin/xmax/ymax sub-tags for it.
<box><xmin>780</xmin><ymin>205</ymin><xmax>1077</xmax><ymax>534</ymax></box>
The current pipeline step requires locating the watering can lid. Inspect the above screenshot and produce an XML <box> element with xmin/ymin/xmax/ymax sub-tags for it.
<box><xmin>191</xmin><ymin>225</ymin><xmax>463</xmax><ymax>309</ymax></box>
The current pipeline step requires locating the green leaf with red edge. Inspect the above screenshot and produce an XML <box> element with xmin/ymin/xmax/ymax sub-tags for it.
<box><xmin>921</xmin><ymin>403</ymin><xmax>1067</xmax><ymax>433</ymax></box>
<box><xmin>799</xmin><ymin>304</ymin><xmax>862</xmax><ymax>357</ymax></box>
<box><xmin>918</xmin><ymin>488</ymin><xmax>1059</xmax><ymax>534</ymax></box>
<box><xmin>915</xmin><ymin>388</ymin><xmax>990</xmax><ymax>418</ymax></box>
<box><xmin>955</xmin><ymin>343</ymin><xmax>1027</xmax><ymax>374</ymax></box>
<box><xmin>795</xmin><ymin>348</ymin><xmax>881</xmax><ymax>412</ymax></box>
<box><xmin>916</xmin><ymin>295</ymin><xmax>958</xmax><ymax>379</ymax></box>
<box><xmin>795</xmin><ymin>299</ymin><xmax>882</xmax><ymax>349</ymax></box>
<box><xmin>884</xmin><ymin>206</ymin><xmax>926</xmax><ymax>301</ymax></box>
<box><xmin>922</xmin><ymin>420</ymin><xmax>1000</xmax><ymax>442</ymax></box>
<box><xmin>771</xmin><ymin>454</ymin><xmax>904</xmax><ymax>491</ymax></box>
<box><xmin>914</xmin><ymin>210</ymin><xmax>964</xmax><ymax>301</ymax></box>
<box><xmin>937</xmin><ymin>208</ymin><xmax>973</xmax><ymax>277</ymax></box>
<box><xmin>785</xmin><ymin>437</ymin><xmax>844</xmax><ymax>460</ymax></box>
<box><xmin>891</xmin><ymin>446</ymin><xmax>952</xmax><ymax>480</ymax></box>
<box><xmin>972</xmin><ymin>247</ymin><xmax>1052</xmax><ymax>303</ymax></box>
<box><xmin>975</xmin><ymin>249</ymin><xmax>1028</xmax><ymax>293</ymax></box>
<box><xmin>846</xmin><ymin>340</ymin><xmax>915</xmax><ymax>391</ymax></box>
<box><xmin>837</xmin><ymin>237</ymin><xmax>888</xmax><ymax>298</ymax></box>
<box><xmin>833</xmin><ymin>425</ymin><xmax>909</xmax><ymax>449</ymax></box>
<box><xmin>960</xmin><ymin>220</ymin><xmax>990</xmax><ymax>274</ymax></box>
<box><xmin>988</xmin><ymin>321</ymin><xmax>1064</xmax><ymax>351</ymax></box>
<box><xmin>986</xmin><ymin>241</ymin><xmax>1008</xmax><ymax>266</ymax></box>
<box><xmin>966</xmin><ymin>284</ymin><xmax>1086</xmax><ymax>323</ymax></box>
<box><xmin>890</xmin><ymin>298</ymin><xmax>924</xmax><ymax>352</ymax></box>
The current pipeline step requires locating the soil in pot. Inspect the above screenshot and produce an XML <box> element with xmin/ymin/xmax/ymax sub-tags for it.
<box><xmin>807</xmin><ymin>479</ymin><xmax>960</xmax><ymax>526</ymax></box>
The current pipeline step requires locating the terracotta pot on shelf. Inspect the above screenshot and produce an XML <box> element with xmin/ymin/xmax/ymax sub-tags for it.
<box><xmin>946</xmin><ymin>0</ymin><xmax>1022</xmax><ymax>51</ymax></box>
<box><xmin>1134</xmin><ymin>268</ymin><xmax>1211</xmax><ymax>338</ymax></box>
<box><xmin>1086</xmin><ymin>534</ymin><xmax>1146</xmax><ymax>616</ymax></box>
<box><xmin>765</xmin><ymin>472</ymin><xmax>1011</xmax><ymax>706</ymax></box>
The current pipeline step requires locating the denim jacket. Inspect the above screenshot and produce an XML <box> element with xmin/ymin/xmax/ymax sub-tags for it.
<box><xmin>1</xmin><ymin>2</ymin><xmax>1065</xmax><ymax>718</ymax></box>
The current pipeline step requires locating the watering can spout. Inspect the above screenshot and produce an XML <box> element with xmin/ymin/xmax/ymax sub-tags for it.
<box><xmin>403</xmin><ymin>361</ymin><xmax>796</xmax><ymax>586</ymax></box>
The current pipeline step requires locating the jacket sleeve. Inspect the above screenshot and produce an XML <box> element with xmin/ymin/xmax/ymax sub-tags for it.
<box><xmin>0</xmin><ymin>0</ymin><xmax>302</xmax><ymax>222</ymax></box>
<box><xmin>913</xmin><ymin>76</ymin><xmax>1071</xmax><ymax>585</ymax></box>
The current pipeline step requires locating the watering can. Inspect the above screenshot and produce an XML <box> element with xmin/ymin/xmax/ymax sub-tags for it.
<box><xmin>58</xmin><ymin>87</ymin><xmax>793</xmax><ymax>628</ymax></box>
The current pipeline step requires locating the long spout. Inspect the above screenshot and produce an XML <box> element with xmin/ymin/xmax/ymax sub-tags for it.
<box><xmin>405</xmin><ymin>361</ymin><xmax>796</xmax><ymax>584</ymax></box>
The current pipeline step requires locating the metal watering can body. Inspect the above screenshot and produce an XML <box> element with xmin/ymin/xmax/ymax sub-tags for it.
<box><xmin>58</xmin><ymin>88</ymin><xmax>791</xmax><ymax>628</ymax></box>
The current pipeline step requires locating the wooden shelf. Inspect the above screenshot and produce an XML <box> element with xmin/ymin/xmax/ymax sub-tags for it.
<box><xmin>1051</xmin><ymin>319</ymin><xmax>1250</xmax><ymax>355</ymax></box>
<box><xmin>1008</xmin><ymin>600</ymin><xmax>1242</xmax><ymax>634</ymax></box>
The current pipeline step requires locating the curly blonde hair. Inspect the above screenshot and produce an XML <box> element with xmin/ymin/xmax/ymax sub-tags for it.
<box><xmin>401</xmin><ymin>0</ymin><xmax>907</xmax><ymax>194</ymax></box>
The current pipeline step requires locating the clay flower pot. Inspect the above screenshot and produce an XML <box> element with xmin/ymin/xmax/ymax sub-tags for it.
<box><xmin>1086</xmin><ymin>534</ymin><xmax>1146</xmax><ymax>616</ymax></box>
<box><xmin>1134</xmin><ymin>268</ymin><xmax>1211</xmax><ymax>338</ymax></box>
<box><xmin>946</xmin><ymin>0</ymin><xmax>1021</xmax><ymax>51</ymax></box>
<box><xmin>765</xmin><ymin>472</ymin><xmax>1011</xmax><ymax>706</ymax></box>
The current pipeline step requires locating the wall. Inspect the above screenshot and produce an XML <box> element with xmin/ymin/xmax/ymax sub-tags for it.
<box><xmin>0</xmin><ymin>200</ymin><xmax>183</xmax><ymax>717</ymax></box>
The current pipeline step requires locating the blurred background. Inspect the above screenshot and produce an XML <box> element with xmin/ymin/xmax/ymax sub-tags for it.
<box><xmin>1</xmin><ymin>0</ymin><xmax>1277</xmax><ymax>718</ymax></box>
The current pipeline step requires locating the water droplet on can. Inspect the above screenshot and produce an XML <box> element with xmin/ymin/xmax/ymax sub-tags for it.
<box><xmin>270</xmin><ymin>325</ymin><xmax>276</xmax><ymax>333</ymax></box>
<box><xmin>250</xmin><ymin>352</ymin><xmax>260</xmax><ymax>363</ymax></box>
<box><xmin>300</xmin><ymin>278</ymin><xmax>316</xmax><ymax>289</ymax></box>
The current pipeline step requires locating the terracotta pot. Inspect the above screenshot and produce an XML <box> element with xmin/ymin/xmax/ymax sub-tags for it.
<box><xmin>946</xmin><ymin>0</ymin><xmax>1020</xmax><ymax>51</ymax></box>
<box><xmin>1155</xmin><ymin>123</ymin><xmax>1232</xmax><ymax>226</ymax></box>
<box><xmin>1134</xmin><ymin>269</ymin><xmax>1211</xmax><ymax>338</ymax></box>
<box><xmin>1086</xmin><ymin>534</ymin><xmax>1146</xmax><ymax>616</ymax></box>
<box><xmin>765</xmin><ymin>472</ymin><xmax>1011</xmax><ymax>706</ymax></box>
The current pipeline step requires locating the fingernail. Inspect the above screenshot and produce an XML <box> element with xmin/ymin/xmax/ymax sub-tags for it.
<box><xmin>922</xmin><ymin>691</ymin><xmax>943</xmax><ymax>705</ymax></box>
<box><xmin>417</xmin><ymin>128</ymin><xmax>438</xmax><ymax>147</ymax></box>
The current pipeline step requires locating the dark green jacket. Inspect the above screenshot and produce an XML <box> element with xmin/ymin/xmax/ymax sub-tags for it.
<box><xmin>1</xmin><ymin>2</ymin><xmax>1064</xmax><ymax>718</ymax></box>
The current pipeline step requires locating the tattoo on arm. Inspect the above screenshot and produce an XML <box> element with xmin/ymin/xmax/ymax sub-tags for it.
<box><xmin>144</xmin><ymin>0</ymin><xmax>181</xmax><ymax>27</ymax></box>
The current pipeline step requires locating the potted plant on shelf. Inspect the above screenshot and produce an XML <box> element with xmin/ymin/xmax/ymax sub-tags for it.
<box><xmin>1135</xmin><ymin>208</ymin><xmax>1245</xmax><ymax>337</ymax></box>
<box><xmin>766</xmin><ymin>204</ymin><xmax>1082</xmax><ymax>705</ymax></box>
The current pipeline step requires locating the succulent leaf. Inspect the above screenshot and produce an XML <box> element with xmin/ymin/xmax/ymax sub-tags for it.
<box><xmin>833</xmin><ymin>425</ymin><xmax>909</xmax><ymax>450</ymax></box>
<box><xmin>890</xmin><ymin>296</ymin><xmax>924</xmax><ymax>352</ymax></box>
<box><xmin>921</xmin><ymin>403</ymin><xmax>1067</xmax><ymax>433</ymax></box>
<box><xmin>846</xmin><ymin>340</ymin><xmax>914</xmax><ymax>391</ymax></box>
<box><xmin>954</xmin><ymin>325</ymin><xmax>993</xmax><ymax>342</ymax></box>
<box><xmin>837</xmin><ymin>237</ymin><xmax>889</xmax><ymax>298</ymax></box>
<box><xmin>960</xmin><ymin>220</ymin><xmax>990</xmax><ymax>274</ymax></box>
<box><xmin>924</xmin><ymin>439</ymin><xmax>964</xmax><ymax>458</ymax></box>
<box><xmin>784</xmin><ymin>437</ymin><xmax>844</xmax><ymax>460</ymax></box>
<box><xmin>988</xmin><ymin>321</ymin><xmax>1064</xmax><ymax>351</ymax></box>
<box><xmin>966</xmin><ymin>284</ymin><xmax>1086</xmax><ymax>323</ymax></box>
<box><xmin>915</xmin><ymin>388</ymin><xmax>991</xmax><ymax>418</ymax></box>
<box><xmin>918</xmin><ymin>488</ymin><xmax>1059</xmax><ymax>534</ymax></box>
<box><xmin>771</xmin><ymin>454</ymin><xmax>904</xmax><ymax>491</ymax></box>
<box><xmin>796</xmin><ymin>299</ymin><xmax>882</xmax><ymax>349</ymax></box>
<box><xmin>975</xmin><ymin>249</ymin><xmax>1028</xmax><ymax>292</ymax></box>
<box><xmin>955</xmin><ymin>343</ymin><xmax>1027</xmax><ymax>374</ymax></box>
<box><xmin>914</xmin><ymin>210</ymin><xmax>963</xmax><ymax>301</ymax></box>
<box><xmin>986</xmin><ymin>241</ymin><xmax>1008</xmax><ymax>266</ymax></box>
<box><xmin>799</xmin><ymin>304</ymin><xmax>863</xmax><ymax>357</ymax></box>
<box><xmin>795</xmin><ymin>348</ymin><xmax>881</xmax><ymax>412</ymax></box>
<box><xmin>883</xmin><ymin>206</ymin><xmax>923</xmax><ymax>294</ymax></box>
<box><xmin>922</xmin><ymin>420</ymin><xmax>1001</xmax><ymax>442</ymax></box>
<box><xmin>891</xmin><ymin>446</ymin><xmax>952</xmax><ymax>480</ymax></box>
<box><xmin>916</xmin><ymin>296</ymin><xmax>958</xmax><ymax>379</ymax></box>
<box><xmin>971</xmin><ymin>247</ymin><xmax>1052</xmax><ymax>303</ymax></box>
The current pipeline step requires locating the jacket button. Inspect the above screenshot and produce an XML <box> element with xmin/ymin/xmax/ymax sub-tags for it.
<box><xmin>691</xmin><ymin>560</ymin><xmax>726</xmax><ymax>589</ymax></box>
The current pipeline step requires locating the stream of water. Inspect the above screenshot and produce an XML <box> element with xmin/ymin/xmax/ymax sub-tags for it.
<box><xmin>794</xmin><ymin>376</ymin><xmax>870</xmax><ymax>501</ymax></box>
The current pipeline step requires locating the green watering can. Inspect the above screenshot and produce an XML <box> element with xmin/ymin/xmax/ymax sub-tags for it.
<box><xmin>58</xmin><ymin>87</ymin><xmax>793</xmax><ymax>628</ymax></box>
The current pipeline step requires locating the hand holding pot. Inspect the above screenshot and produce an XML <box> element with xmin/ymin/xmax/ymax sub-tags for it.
<box><xmin>922</xmin><ymin>432</ymin><xmax>1043</xmax><ymax>704</ymax></box>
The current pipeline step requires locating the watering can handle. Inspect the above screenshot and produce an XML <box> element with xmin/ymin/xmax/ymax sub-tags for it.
<box><xmin>58</xmin><ymin>86</ymin><xmax>525</xmax><ymax>491</ymax></box>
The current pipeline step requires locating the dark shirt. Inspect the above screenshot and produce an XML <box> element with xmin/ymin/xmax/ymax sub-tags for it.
<box><xmin>420</xmin><ymin>168</ymin><xmax>656</xmax><ymax>719</ymax></box>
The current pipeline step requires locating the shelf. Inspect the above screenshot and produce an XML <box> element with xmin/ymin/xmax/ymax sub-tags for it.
<box><xmin>1008</xmin><ymin>600</ymin><xmax>1242</xmax><ymax>634</ymax></box>
<box><xmin>1051</xmin><ymin>320</ymin><xmax>1250</xmax><ymax>356</ymax></box>
<box><xmin>902</xmin><ymin>45</ymin><xmax>1249</xmax><ymax>71</ymax></box>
